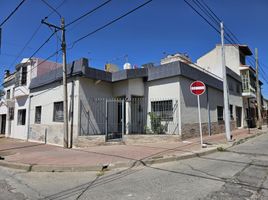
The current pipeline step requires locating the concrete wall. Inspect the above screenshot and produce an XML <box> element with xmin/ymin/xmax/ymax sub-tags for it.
<box><xmin>29</xmin><ymin>78</ymin><xmax>80</xmax><ymax>146</ymax></box>
<box><xmin>145</xmin><ymin>76</ymin><xmax>180</xmax><ymax>135</ymax></box>
<box><xmin>197</xmin><ymin>45</ymin><xmax>241</xmax><ymax>78</ymax></box>
<box><xmin>180</xmin><ymin>75</ymin><xmax>242</xmax><ymax>138</ymax></box>
<box><xmin>78</xmin><ymin>77</ymin><xmax>113</xmax><ymax>140</ymax></box>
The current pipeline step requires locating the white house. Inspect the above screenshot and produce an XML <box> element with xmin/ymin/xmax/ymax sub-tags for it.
<box><xmin>27</xmin><ymin>56</ymin><xmax>243</xmax><ymax>147</ymax></box>
<box><xmin>0</xmin><ymin>58</ymin><xmax>61</xmax><ymax>139</ymax></box>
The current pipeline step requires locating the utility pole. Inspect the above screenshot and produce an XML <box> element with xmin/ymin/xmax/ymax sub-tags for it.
<box><xmin>220</xmin><ymin>22</ymin><xmax>231</xmax><ymax>141</ymax></box>
<box><xmin>255</xmin><ymin>48</ymin><xmax>262</xmax><ymax>129</ymax></box>
<box><xmin>42</xmin><ymin>17</ymin><xmax>69</xmax><ymax>148</ymax></box>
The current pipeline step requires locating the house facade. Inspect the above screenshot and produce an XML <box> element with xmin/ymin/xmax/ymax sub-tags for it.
<box><xmin>27</xmin><ymin>56</ymin><xmax>243</xmax><ymax>147</ymax></box>
<box><xmin>197</xmin><ymin>44</ymin><xmax>261</xmax><ymax>128</ymax></box>
<box><xmin>0</xmin><ymin>58</ymin><xmax>61</xmax><ymax>139</ymax></box>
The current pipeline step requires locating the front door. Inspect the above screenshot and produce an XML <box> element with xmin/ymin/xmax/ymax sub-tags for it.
<box><xmin>106</xmin><ymin>99</ymin><xmax>125</xmax><ymax>141</ymax></box>
<box><xmin>1</xmin><ymin>115</ymin><xmax>6</xmax><ymax>134</ymax></box>
<box><xmin>236</xmin><ymin>107</ymin><xmax>242</xmax><ymax>128</ymax></box>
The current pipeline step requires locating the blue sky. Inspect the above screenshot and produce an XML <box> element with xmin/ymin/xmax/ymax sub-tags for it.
<box><xmin>0</xmin><ymin>0</ymin><xmax>268</xmax><ymax>96</ymax></box>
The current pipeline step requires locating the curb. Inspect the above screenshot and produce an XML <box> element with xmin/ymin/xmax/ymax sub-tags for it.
<box><xmin>0</xmin><ymin>132</ymin><xmax>265</xmax><ymax>172</ymax></box>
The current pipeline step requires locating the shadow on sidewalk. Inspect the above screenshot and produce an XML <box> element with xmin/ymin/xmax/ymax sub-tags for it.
<box><xmin>0</xmin><ymin>143</ymin><xmax>45</xmax><ymax>152</ymax></box>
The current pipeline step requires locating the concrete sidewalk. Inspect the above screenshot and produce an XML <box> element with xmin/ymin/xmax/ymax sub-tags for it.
<box><xmin>0</xmin><ymin>127</ymin><xmax>267</xmax><ymax>172</ymax></box>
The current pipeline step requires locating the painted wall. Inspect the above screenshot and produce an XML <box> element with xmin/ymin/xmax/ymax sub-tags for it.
<box><xmin>197</xmin><ymin>45</ymin><xmax>241</xmax><ymax>78</ymax></box>
<box><xmin>145</xmin><ymin>76</ymin><xmax>180</xmax><ymax>135</ymax></box>
<box><xmin>78</xmin><ymin>77</ymin><xmax>113</xmax><ymax>137</ymax></box>
<box><xmin>29</xmin><ymin>78</ymin><xmax>80</xmax><ymax>146</ymax></box>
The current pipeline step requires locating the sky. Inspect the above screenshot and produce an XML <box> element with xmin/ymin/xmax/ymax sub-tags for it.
<box><xmin>0</xmin><ymin>0</ymin><xmax>268</xmax><ymax>96</ymax></box>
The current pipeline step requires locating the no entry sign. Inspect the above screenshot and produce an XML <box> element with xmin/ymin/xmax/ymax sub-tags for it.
<box><xmin>190</xmin><ymin>81</ymin><xmax>206</xmax><ymax>96</ymax></box>
<box><xmin>190</xmin><ymin>80</ymin><xmax>206</xmax><ymax>147</ymax></box>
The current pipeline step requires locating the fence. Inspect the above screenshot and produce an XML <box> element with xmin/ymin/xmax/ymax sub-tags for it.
<box><xmin>79</xmin><ymin>97</ymin><xmax>179</xmax><ymax>137</ymax></box>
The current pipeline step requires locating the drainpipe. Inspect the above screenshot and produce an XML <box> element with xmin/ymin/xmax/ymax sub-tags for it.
<box><xmin>27</xmin><ymin>95</ymin><xmax>33</xmax><ymax>141</ymax></box>
<box><xmin>206</xmin><ymin>86</ymin><xmax>211</xmax><ymax>136</ymax></box>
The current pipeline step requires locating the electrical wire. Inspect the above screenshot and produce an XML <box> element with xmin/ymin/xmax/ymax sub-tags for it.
<box><xmin>185</xmin><ymin>0</ymin><xmax>268</xmax><ymax>85</ymax></box>
<box><xmin>41</xmin><ymin>0</ymin><xmax>61</xmax><ymax>18</ymax></box>
<box><xmin>69</xmin><ymin>0</ymin><xmax>153</xmax><ymax>48</ymax></box>
<box><xmin>0</xmin><ymin>0</ymin><xmax>26</xmax><ymax>27</ymax></box>
<box><xmin>65</xmin><ymin>0</ymin><xmax>112</xmax><ymax>28</ymax></box>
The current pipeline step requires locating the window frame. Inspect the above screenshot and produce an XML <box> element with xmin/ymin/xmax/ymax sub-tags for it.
<box><xmin>217</xmin><ymin>106</ymin><xmax>224</xmax><ymax>124</ymax></box>
<box><xmin>17</xmin><ymin>109</ymin><xmax>26</xmax><ymax>125</ymax></box>
<box><xmin>151</xmin><ymin>100</ymin><xmax>173</xmax><ymax>121</ymax></box>
<box><xmin>35</xmin><ymin>106</ymin><xmax>42</xmax><ymax>124</ymax></box>
<box><xmin>6</xmin><ymin>89</ymin><xmax>10</xmax><ymax>99</ymax></box>
<box><xmin>21</xmin><ymin>66</ymin><xmax>27</xmax><ymax>86</ymax></box>
<box><xmin>229</xmin><ymin>104</ymin><xmax>234</xmax><ymax>120</ymax></box>
<box><xmin>53</xmin><ymin>101</ymin><xmax>64</xmax><ymax>122</ymax></box>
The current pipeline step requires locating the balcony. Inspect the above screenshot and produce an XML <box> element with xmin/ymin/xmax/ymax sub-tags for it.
<box><xmin>14</xmin><ymin>86</ymin><xmax>29</xmax><ymax>98</ymax></box>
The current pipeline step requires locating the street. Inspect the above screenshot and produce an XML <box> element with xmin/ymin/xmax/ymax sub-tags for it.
<box><xmin>0</xmin><ymin>133</ymin><xmax>268</xmax><ymax>200</ymax></box>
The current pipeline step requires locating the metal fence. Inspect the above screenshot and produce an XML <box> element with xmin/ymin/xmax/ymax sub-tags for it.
<box><xmin>79</xmin><ymin>97</ymin><xmax>179</xmax><ymax>138</ymax></box>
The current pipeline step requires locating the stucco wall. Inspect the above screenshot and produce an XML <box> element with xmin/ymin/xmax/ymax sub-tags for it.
<box><xmin>78</xmin><ymin>77</ymin><xmax>113</xmax><ymax>140</ymax></box>
<box><xmin>29</xmin><ymin>78</ymin><xmax>80</xmax><ymax>146</ymax></box>
<box><xmin>145</xmin><ymin>76</ymin><xmax>180</xmax><ymax>135</ymax></box>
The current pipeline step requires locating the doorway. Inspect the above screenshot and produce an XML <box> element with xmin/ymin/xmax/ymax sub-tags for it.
<box><xmin>0</xmin><ymin>114</ymin><xmax>6</xmax><ymax>134</ymax></box>
<box><xmin>235</xmin><ymin>106</ymin><xmax>242</xmax><ymax>128</ymax></box>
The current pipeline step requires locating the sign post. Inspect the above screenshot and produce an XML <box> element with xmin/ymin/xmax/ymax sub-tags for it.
<box><xmin>190</xmin><ymin>81</ymin><xmax>206</xmax><ymax>147</ymax></box>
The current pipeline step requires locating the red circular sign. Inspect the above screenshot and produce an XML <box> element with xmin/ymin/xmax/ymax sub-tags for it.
<box><xmin>190</xmin><ymin>81</ymin><xmax>206</xmax><ymax>96</ymax></box>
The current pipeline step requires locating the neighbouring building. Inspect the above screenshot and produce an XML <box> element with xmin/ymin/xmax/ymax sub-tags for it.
<box><xmin>0</xmin><ymin>58</ymin><xmax>61</xmax><ymax>139</ymax></box>
<box><xmin>197</xmin><ymin>44</ymin><xmax>262</xmax><ymax>128</ymax></box>
<box><xmin>27</xmin><ymin>55</ymin><xmax>243</xmax><ymax>147</ymax></box>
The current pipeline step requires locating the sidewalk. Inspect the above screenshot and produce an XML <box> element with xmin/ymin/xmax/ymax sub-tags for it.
<box><xmin>0</xmin><ymin>127</ymin><xmax>267</xmax><ymax>172</ymax></box>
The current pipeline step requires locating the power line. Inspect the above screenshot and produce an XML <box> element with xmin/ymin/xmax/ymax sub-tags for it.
<box><xmin>41</xmin><ymin>0</ymin><xmax>61</xmax><ymax>18</ymax></box>
<box><xmin>65</xmin><ymin>0</ymin><xmax>112</xmax><ymax>28</ymax></box>
<box><xmin>0</xmin><ymin>0</ymin><xmax>26</xmax><ymax>27</ymax></box>
<box><xmin>185</xmin><ymin>0</ymin><xmax>268</xmax><ymax>85</ymax></box>
<box><xmin>70</xmin><ymin>0</ymin><xmax>153</xmax><ymax>48</ymax></box>
<box><xmin>45</xmin><ymin>0</ymin><xmax>66</xmax><ymax>19</ymax></box>
<box><xmin>9</xmin><ymin>24</ymin><xmax>42</xmax><ymax>67</ymax></box>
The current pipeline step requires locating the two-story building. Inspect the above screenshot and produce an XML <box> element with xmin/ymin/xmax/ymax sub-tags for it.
<box><xmin>197</xmin><ymin>44</ymin><xmax>261</xmax><ymax>128</ymax></box>
<box><xmin>0</xmin><ymin>58</ymin><xmax>61</xmax><ymax>139</ymax></box>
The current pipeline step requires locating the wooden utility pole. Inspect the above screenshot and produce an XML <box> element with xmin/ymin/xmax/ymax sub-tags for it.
<box><xmin>42</xmin><ymin>18</ymin><xmax>69</xmax><ymax>148</ymax></box>
<box><xmin>220</xmin><ymin>22</ymin><xmax>231</xmax><ymax>141</ymax></box>
<box><xmin>61</xmin><ymin>18</ymin><xmax>69</xmax><ymax>148</ymax></box>
<box><xmin>255</xmin><ymin>48</ymin><xmax>262</xmax><ymax>129</ymax></box>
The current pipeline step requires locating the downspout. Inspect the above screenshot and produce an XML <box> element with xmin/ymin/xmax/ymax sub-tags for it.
<box><xmin>27</xmin><ymin>95</ymin><xmax>33</xmax><ymax>141</ymax></box>
<box><xmin>206</xmin><ymin>85</ymin><xmax>211</xmax><ymax>136</ymax></box>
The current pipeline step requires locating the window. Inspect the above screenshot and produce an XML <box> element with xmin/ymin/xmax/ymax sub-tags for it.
<box><xmin>229</xmin><ymin>105</ymin><xmax>234</xmax><ymax>120</ymax></box>
<box><xmin>53</xmin><ymin>102</ymin><xmax>63</xmax><ymax>122</ymax></box>
<box><xmin>6</xmin><ymin>89</ymin><xmax>10</xmax><ymax>99</ymax></box>
<box><xmin>21</xmin><ymin>66</ymin><xmax>27</xmax><ymax>85</ymax></box>
<box><xmin>17</xmin><ymin>109</ymin><xmax>26</xmax><ymax>125</ymax></box>
<box><xmin>217</xmin><ymin>106</ymin><xmax>224</xmax><ymax>123</ymax></box>
<box><xmin>35</xmin><ymin>106</ymin><xmax>42</xmax><ymax>124</ymax></box>
<box><xmin>9</xmin><ymin>107</ymin><xmax>14</xmax><ymax>120</ymax></box>
<box><xmin>151</xmin><ymin>100</ymin><xmax>173</xmax><ymax>121</ymax></box>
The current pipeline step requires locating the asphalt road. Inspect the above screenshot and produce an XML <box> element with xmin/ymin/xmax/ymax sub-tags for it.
<box><xmin>0</xmin><ymin>133</ymin><xmax>268</xmax><ymax>200</ymax></box>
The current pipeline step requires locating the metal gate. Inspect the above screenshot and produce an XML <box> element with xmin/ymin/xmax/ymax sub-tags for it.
<box><xmin>105</xmin><ymin>99</ymin><xmax>125</xmax><ymax>141</ymax></box>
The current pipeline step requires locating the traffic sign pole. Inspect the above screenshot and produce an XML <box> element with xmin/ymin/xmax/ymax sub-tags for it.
<box><xmin>197</xmin><ymin>95</ymin><xmax>203</xmax><ymax>146</ymax></box>
<box><xmin>190</xmin><ymin>80</ymin><xmax>206</xmax><ymax>147</ymax></box>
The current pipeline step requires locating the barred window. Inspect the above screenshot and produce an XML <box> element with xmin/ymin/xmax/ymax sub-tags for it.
<box><xmin>151</xmin><ymin>100</ymin><xmax>173</xmax><ymax>121</ymax></box>
<box><xmin>18</xmin><ymin>109</ymin><xmax>26</xmax><ymax>125</ymax></box>
<box><xmin>35</xmin><ymin>106</ymin><xmax>42</xmax><ymax>124</ymax></box>
<box><xmin>53</xmin><ymin>102</ymin><xmax>63</xmax><ymax>122</ymax></box>
<box><xmin>217</xmin><ymin>106</ymin><xmax>224</xmax><ymax>123</ymax></box>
